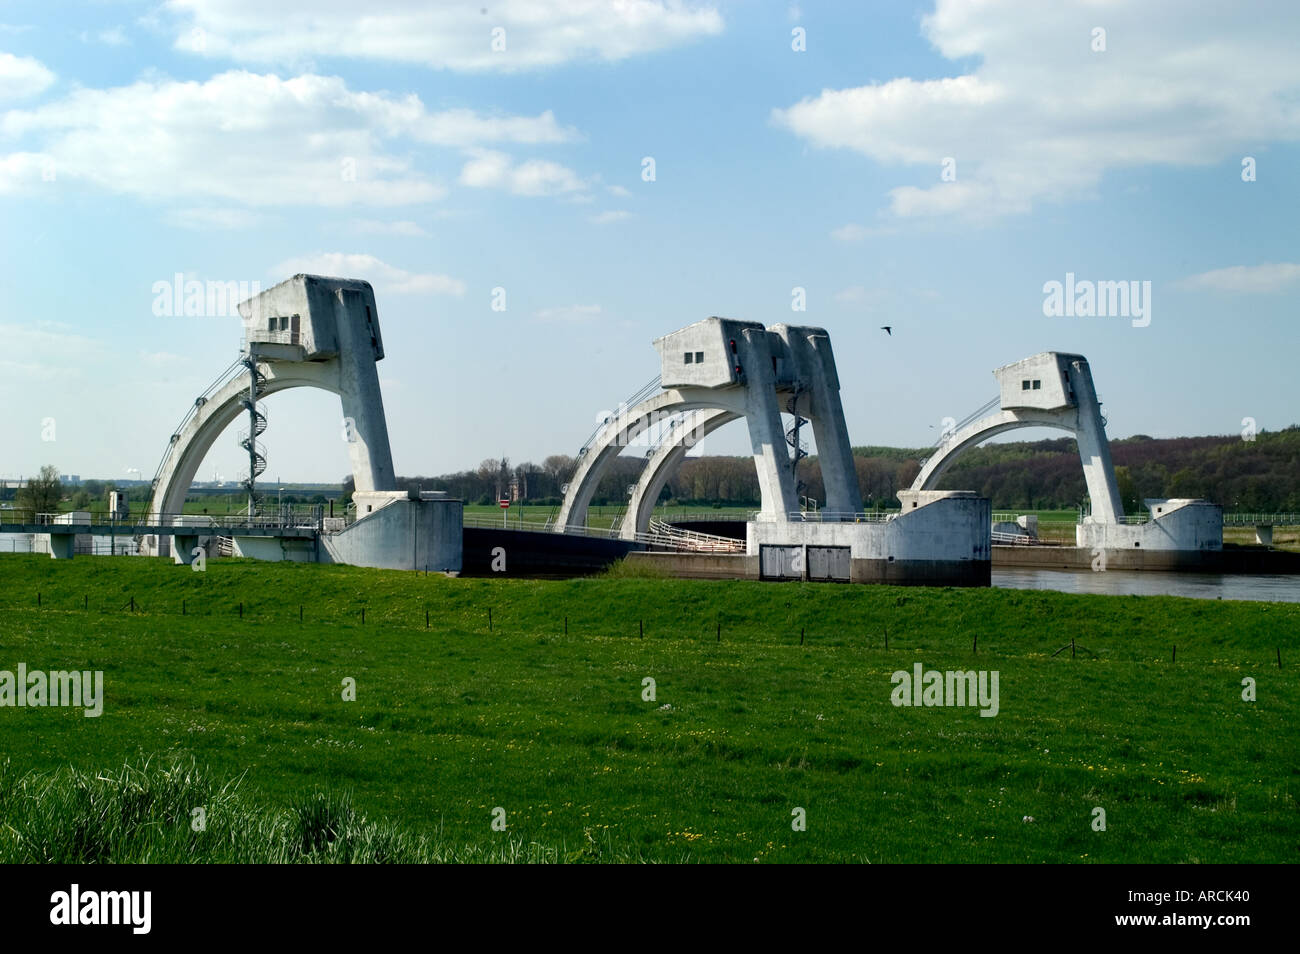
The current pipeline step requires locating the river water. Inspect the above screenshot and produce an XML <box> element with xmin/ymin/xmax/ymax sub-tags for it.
<box><xmin>993</xmin><ymin>567</ymin><xmax>1300</xmax><ymax>603</ymax></box>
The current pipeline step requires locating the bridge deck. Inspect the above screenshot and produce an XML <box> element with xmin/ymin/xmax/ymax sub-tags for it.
<box><xmin>0</xmin><ymin>524</ymin><xmax>317</xmax><ymax>538</ymax></box>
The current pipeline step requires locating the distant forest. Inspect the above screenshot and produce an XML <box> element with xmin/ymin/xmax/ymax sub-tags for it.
<box><xmin>354</xmin><ymin>426</ymin><xmax>1300</xmax><ymax>514</ymax></box>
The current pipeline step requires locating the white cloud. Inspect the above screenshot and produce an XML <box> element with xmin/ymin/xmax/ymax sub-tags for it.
<box><xmin>535</xmin><ymin>304</ymin><xmax>602</xmax><ymax>322</ymax></box>
<box><xmin>460</xmin><ymin>150</ymin><xmax>586</xmax><ymax>197</ymax></box>
<box><xmin>0</xmin><ymin>70</ymin><xmax>576</xmax><ymax>206</ymax></box>
<box><xmin>81</xmin><ymin>27</ymin><xmax>130</xmax><ymax>46</ymax></box>
<box><xmin>162</xmin><ymin>0</ymin><xmax>724</xmax><ymax>72</ymax></box>
<box><xmin>606</xmin><ymin>184</ymin><xmax>632</xmax><ymax>198</ymax></box>
<box><xmin>834</xmin><ymin>286</ymin><xmax>867</xmax><ymax>303</ymax></box>
<box><xmin>589</xmin><ymin>210</ymin><xmax>630</xmax><ymax>224</ymax></box>
<box><xmin>407</xmin><ymin>108</ymin><xmax>577</xmax><ymax>146</ymax></box>
<box><xmin>165</xmin><ymin>207</ymin><xmax>263</xmax><ymax>230</ymax></box>
<box><xmin>349</xmin><ymin>219</ymin><xmax>430</xmax><ymax>237</ymax></box>
<box><xmin>0</xmin><ymin>52</ymin><xmax>54</xmax><ymax>100</ymax></box>
<box><xmin>271</xmin><ymin>253</ymin><xmax>466</xmax><ymax>296</ymax></box>
<box><xmin>830</xmin><ymin>223</ymin><xmax>869</xmax><ymax>241</ymax></box>
<box><xmin>773</xmin><ymin>0</ymin><xmax>1300</xmax><ymax>219</ymax></box>
<box><xmin>1178</xmin><ymin>263</ymin><xmax>1300</xmax><ymax>293</ymax></box>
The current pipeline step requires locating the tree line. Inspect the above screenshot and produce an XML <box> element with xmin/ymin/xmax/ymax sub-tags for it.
<box><xmin>376</xmin><ymin>426</ymin><xmax>1300</xmax><ymax>513</ymax></box>
<box><xmin>17</xmin><ymin>425</ymin><xmax>1297</xmax><ymax>520</ymax></box>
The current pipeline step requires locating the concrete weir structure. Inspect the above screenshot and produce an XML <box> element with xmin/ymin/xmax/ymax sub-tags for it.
<box><xmin>916</xmin><ymin>351</ymin><xmax>1222</xmax><ymax>561</ymax></box>
<box><xmin>144</xmin><ymin>274</ymin><xmax>461</xmax><ymax>572</ymax></box>
<box><xmin>748</xmin><ymin>491</ymin><xmax>991</xmax><ymax>585</ymax></box>
<box><xmin>561</xmin><ymin>317</ymin><xmax>991</xmax><ymax>586</ymax></box>
<box><xmin>558</xmin><ymin>318</ymin><xmax>863</xmax><ymax>535</ymax></box>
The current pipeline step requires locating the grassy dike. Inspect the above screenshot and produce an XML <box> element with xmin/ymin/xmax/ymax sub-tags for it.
<box><xmin>0</xmin><ymin>554</ymin><xmax>1296</xmax><ymax>863</ymax></box>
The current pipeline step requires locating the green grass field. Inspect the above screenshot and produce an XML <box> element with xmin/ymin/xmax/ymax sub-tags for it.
<box><xmin>0</xmin><ymin>554</ymin><xmax>1296</xmax><ymax>863</ymax></box>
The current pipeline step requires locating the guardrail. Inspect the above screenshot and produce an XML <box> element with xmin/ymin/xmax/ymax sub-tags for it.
<box><xmin>148</xmin><ymin>356</ymin><xmax>247</xmax><ymax>490</ymax></box>
<box><xmin>646</xmin><ymin>518</ymin><xmax>744</xmax><ymax>553</ymax></box>
<box><xmin>1223</xmin><ymin>513</ymin><xmax>1300</xmax><ymax>525</ymax></box>
<box><xmin>1115</xmin><ymin>514</ymin><xmax>1151</xmax><ymax>525</ymax></box>
<box><xmin>750</xmin><ymin>510</ymin><xmax>896</xmax><ymax>523</ymax></box>
<box><xmin>929</xmin><ymin>396</ymin><xmax>1000</xmax><ymax>450</ymax></box>
<box><xmin>462</xmin><ymin>511</ymin><xmax>745</xmax><ymax>552</ymax></box>
<box><xmin>991</xmin><ymin>530</ymin><xmax>1036</xmax><ymax>545</ymax></box>
<box><xmin>576</xmin><ymin>374</ymin><xmax>663</xmax><ymax>456</ymax></box>
<box><xmin>240</xmin><ymin>331</ymin><xmax>302</xmax><ymax>350</ymax></box>
<box><xmin>654</xmin><ymin>510</ymin><xmax>752</xmax><ymax>522</ymax></box>
<box><xmin>0</xmin><ymin>508</ymin><xmax>324</xmax><ymax>532</ymax></box>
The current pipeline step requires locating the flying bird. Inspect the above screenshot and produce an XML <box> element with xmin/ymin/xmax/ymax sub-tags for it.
<box><xmin>880</xmin><ymin>326</ymin><xmax>892</xmax><ymax>336</ymax></box>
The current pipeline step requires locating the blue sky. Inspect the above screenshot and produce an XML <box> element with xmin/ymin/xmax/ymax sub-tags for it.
<box><xmin>2</xmin><ymin>0</ymin><xmax>1297</xmax><ymax>485</ymax></box>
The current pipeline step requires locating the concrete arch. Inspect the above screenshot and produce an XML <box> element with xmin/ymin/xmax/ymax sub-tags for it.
<box><xmin>555</xmin><ymin>388</ymin><xmax>750</xmax><ymax>532</ymax></box>
<box><xmin>146</xmin><ymin>276</ymin><xmax>400</xmax><ymax>558</ymax></box>
<box><xmin>557</xmin><ymin>318</ymin><xmax>862</xmax><ymax>535</ymax></box>
<box><xmin>620</xmin><ymin>408</ymin><xmax>739</xmax><ymax>539</ymax></box>
<box><xmin>915</xmin><ymin>409</ymin><xmax>1075</xmax><ymax>489</ymax></box>
<box><xmin>911</xmin><ymin>353</ymin><xmax>1123</xmax><ymax>524</ymax></box>
<box><xmin>148</xmin><ymin>361</ymin><xmax>342</xmax><ymax>524</ymax></box>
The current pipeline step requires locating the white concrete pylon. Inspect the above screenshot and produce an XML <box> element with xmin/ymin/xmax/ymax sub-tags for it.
<box><xmin>559</xmin><ymin>317</ymin><xmax>862</xmax><ymax>537</ymax></box>
<box><xmin>911</xmin><ymin>352</ymin><xmax>1124</xmax><ymax>523</ymax></box>
<box><xmin>146</xmin><ymin>275</ymin><xmax>397</xmax><ymax>553</ymax></box>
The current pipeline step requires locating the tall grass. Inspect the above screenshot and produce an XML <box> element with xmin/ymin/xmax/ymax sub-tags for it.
<box><xmin>0</xmin><ymin>758</ymin><xmax>656</xmax><ymax>863</ymax></box>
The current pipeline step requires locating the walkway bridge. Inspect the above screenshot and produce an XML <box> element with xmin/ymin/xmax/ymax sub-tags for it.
<box><xmin>0</xmin><ymin>509</ymin><xmax>320</xmax><ymax>560</ymax></box>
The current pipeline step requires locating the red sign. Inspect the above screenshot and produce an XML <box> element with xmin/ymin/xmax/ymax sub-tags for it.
<box><xmin>499</xmin><ymin>499</ymin><xmax>510</xmax><ymax>509</ymax></box>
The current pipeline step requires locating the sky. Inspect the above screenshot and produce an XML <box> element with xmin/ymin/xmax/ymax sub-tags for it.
<box><xmin>1</xmin><ymin>0</ymin><xmax>1297</xmax><ymax>486</ymax></box>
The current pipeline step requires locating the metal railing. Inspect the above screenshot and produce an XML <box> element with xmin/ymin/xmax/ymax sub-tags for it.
<box><xmin>577</xmin><ymin>374</ymin><xmax>662</xmax><ymax>456</ymax></box>
<box><xmin>147</xmin><ymin>356</ymin><xmax>249</xmax><ymax>493</ymax></box>
<box><xmin>1115</xmin><ymin>513</ymin><xmax>1151</xmax><ymax>525</ymax></box>
<box><xmin>750</xmin><ymin>510</ymin><xmax>897</xmax><ymax>523</ymax></box>
<box><xmin>646</xmin><ymin>518</ymin><xmax>745</xmax><ymax>552</ymax></box>
<box><xmin>240</xmin><ymin>330</ymin><xmax>301</xmax><ymax>350</ymax></box>
<box><xmin>930</xmin><ymin>395</ymin><xmax>1000</xmax><ymax>449</ymax></box>
<box><xmin>1</xmin><ymin>508</ymin><xmax>324</xmax><ymax>532</ymax></box>
<box><xmin>652</xmin><ymin>509</ymin><xmax>752</xmax><ymax>523</ymax></box>
<box><xmin>1223</xmin><ymin>513</ymin><xmax>1300</xmax><ymax>525</ymax></box>
<box><xmin>991</xmin><ymin>530</ymin><xmax>1037</xmax><ymax>545</ymax></box>
<box><xmin>461</xmin><ymin>511</ymin><xmax>745</xmax><ymax>552</ymax></box>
